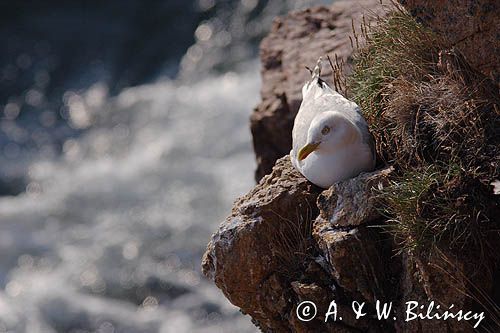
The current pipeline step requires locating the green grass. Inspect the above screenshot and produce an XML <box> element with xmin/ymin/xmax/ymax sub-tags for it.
<box><xmin>349</xmin><ymin>11</ymin><xmax>440</xmax><ymax>126</ymax></box>
<box><xmin>379</xmin><ymin>166</ymin><xmax>439</xmax><ymax>252</ymax></box>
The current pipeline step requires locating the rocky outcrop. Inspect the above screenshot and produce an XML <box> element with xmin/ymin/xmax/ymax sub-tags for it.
<box><xmin>203</xmin><ymin>158</ymin><xmax>490</xmax><ymax>332</ymax></box>
<box><xmin>316</xmin><ymin>167</ymin><xmax>393</xmax><ymax>227</ymax></box>
<box><xmin>202</xmin><ymin>157</ymin><xmax>322</xmax><ymax>331</ymax></box>
<box><xmin>203</xmin><ymin>158</ymin><xmax>399</xmax><ymax>332</ymax></box>
<box><xmin>251</xmin><ymin>0</ymin><xmax>385</xmax><ymax>181</ymax></box>
<box><xmin>400</xmin><ymin>0</ymin><xmax>500</xmax><ymax>85</ymax></box>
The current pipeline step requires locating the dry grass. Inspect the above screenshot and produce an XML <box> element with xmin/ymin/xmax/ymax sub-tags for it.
<box><xmin>337</xmin><ymin>8</ymin><xmax>500</xmax><ymax>326</ymax></box>
<box><xmin>429</xmin><ymin>248</ymin><xmax>500</xmax><ymax>332</ymax></box>
<box><xmin>269</xmin><ymin>202</ymin><xmax>316</xmax><ymax>277</ymax></box>
<box><xmin>339</xmin><ymin>8</ymin><xmax>500</xmax><ymax>256</ymax></box>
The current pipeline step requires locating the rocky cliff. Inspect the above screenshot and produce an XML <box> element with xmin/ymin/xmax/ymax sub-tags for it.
<box><xmin>203</xmin><ymin>1</ymin><xmax>499</xmax><ymax>332</ymax></box>
<box><xmin>400</xmin><ymin>0</ymin><xmax>499</xmax><ymax>85</ymax></box>
<box><xmin>203</xmin><ymin>157</ymin><xmax>492</xmax><ymax>332</ymax></box>
<box><xmin>203</xmin><ymin>157</ymin><xmax>399</xmax><ymax>331</ymax></box>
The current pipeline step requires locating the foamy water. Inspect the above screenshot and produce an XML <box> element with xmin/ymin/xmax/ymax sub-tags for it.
<box><xmin>0</xmin><ymin>1</ymin><xmax>334</xmax><ymax>331</ymax></box>
<box><xmin>0</xmin><ymin>64</ymin><xmax>260</xmax><ymax>332</ymax></box>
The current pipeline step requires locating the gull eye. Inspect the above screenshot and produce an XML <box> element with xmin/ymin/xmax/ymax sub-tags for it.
<box><xmin>321</xmin><ymin>126</ymin><xmax>330</xmax><ymax>135</ymax></box>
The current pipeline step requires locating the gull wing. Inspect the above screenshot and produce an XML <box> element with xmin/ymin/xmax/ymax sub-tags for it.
<box><xmin>292</xmin><ymin>58</ymin><xmax>375</xmax><ymax>165</ymax></box>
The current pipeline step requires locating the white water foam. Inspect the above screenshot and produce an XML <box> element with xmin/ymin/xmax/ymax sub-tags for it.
<box><xmin>0</xmin><ymin>63</ymin><xmax>260</xmax><ymax>333</ymax></box>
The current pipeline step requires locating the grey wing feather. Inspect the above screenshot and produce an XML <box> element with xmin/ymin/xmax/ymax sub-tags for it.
<box><xmin>352</xmin><ymin>104</ymin><xmax>377</xmax><ymax>164</ymax></box>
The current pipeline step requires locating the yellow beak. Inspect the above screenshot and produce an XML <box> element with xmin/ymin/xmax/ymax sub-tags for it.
<box><xmin>298</xmin><ymin>142</ymin><xmax>320</xmax><ymax>161</ymax></box>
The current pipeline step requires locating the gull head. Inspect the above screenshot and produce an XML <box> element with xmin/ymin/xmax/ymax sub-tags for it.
<box><xmin>298</xmin><ymin>111</ymin><xmax>360</xmax><ymax>161</ymax></box>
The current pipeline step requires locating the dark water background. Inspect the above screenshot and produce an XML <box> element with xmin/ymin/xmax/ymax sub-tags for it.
<box><xmin>0</xmin><ymin>1</ymin><xmax>330</xmax><ymax>332</ymax></box>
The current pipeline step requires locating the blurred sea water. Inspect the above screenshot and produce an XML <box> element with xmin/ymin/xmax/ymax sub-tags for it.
<box><xmin>0</xmin><ymin>1</ymin><xmax>331</xmax><ymax>332</ymax></box>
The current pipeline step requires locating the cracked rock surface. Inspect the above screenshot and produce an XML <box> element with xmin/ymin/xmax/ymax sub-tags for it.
<box><xmin>203</xmin><ymin>158</ymin><xmax>399</xmax><ymax>332</ymax></box>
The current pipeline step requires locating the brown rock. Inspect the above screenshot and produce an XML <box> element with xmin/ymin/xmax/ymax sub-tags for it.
<box><xmin>316</xmin><ymin>167</ymin><xmax>394</xmax><ymax>227</ymax></box>
<box><xmin>395</xmin><ymin>252</ymin><xmax>473</xmax><ymax>333</ymax></box>
<box><xmin>396</xmin><ymin>248</ymin><xmax>495</xmax><ymax>333</ymax></box>
<box><xmin>203</xmin><ymin>156</ymin><xmax>396</xmax><ymax>331</ymax></box>
<box><xmin>251</xmin><ymin>0</ymin><xmax>385</xmax><ymax>181</ymax></box>
<box><xmin>311</xmin><ymin>167</ymin><xmax>397</xmax><ymax>305</ymax></box>
<box><xmin>202</xmin><ymin>156</ymin><xmax>322</xmax><ymax>331</ymax></box>
<box><xmin>312</xmin><ymin>225</ymin><xmax>390</xmax><ymax>304</ymax></box>
<box><xmin>400</xmin><ymin>0</ymin><xmax>500</xmax><ymax>85</ymax></box>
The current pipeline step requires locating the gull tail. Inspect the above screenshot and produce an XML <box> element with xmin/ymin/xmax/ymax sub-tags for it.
<box><xmin>302</xmin><ymin>56</ymin><xmax>335</xmax><ymax>98</ymax></box>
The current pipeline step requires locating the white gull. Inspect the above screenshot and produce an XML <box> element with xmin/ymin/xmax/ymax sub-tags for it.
<box><xmin>290</xmin><ymin>57</ymin><xmax>375</xmax><ymax>188</ymax></box>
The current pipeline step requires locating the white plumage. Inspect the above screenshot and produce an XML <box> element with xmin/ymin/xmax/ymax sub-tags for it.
<box><xmin>290</xmin><ymin>58</ymin><xmax>375</xmax><ymax>188</ymax></box>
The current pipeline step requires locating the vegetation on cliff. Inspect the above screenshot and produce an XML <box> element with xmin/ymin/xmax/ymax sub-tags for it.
<box><xmin>204</xmin><ymin>2</ymin><xmax>500</xmax><ymax>331</ymax></box>
<box><xmin>343</xmin><ymin>8</ymin><xmax>499</xmax><ymax>258</ymax></box>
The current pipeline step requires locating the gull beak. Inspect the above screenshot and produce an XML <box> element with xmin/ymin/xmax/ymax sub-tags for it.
<box><xmin>298</xmin><ymin>142</ymin><xmax>320</xmax><ymax>161</ymax></box>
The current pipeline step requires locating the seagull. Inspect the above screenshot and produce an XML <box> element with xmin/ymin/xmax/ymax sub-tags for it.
<box><xmin>290</xmin><ymin>57</ymin><xmax>376</xmax><ymax>188</ymax></box>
